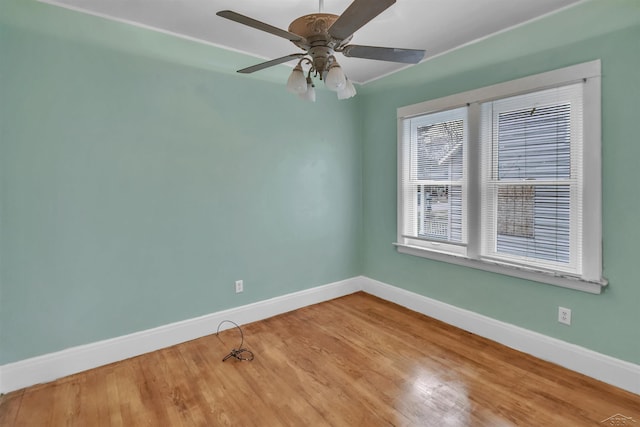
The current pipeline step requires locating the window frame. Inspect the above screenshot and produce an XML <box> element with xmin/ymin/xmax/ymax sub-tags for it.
<box><xmin>396</xmin><ymin>60</ymin><xmax>606</xmax><ymax>294</ymax></box>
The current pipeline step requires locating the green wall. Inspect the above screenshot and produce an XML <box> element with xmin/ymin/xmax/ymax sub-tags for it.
<box><xmin>0</xmin><ymin>1</ymin><xmax>361</xmax><ymax>364</ymax></box>
<box><xmin>360</xmin><ymin>0</ymin><xmax>640</xmax><ymax>365</ymax></box>
<box><xmin>1</xmin><ymin>0</ymin><xmax>639</xmax><ymax>368</ymax></box>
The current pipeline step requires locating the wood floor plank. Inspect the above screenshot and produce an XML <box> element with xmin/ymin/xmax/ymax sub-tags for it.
<box><xmin>47</xmin><ymin>377</ymin><xmax>83</xmax><ymax>426</ymax></box>
<box><xmin>78</xmin><ymin>370</ymin><xmax>111</xmax><ymax>427</ymax></box>
<box><xmin>105</xmin><ymin>367</ymin><xmax>126</xmax><ymax>426</ymax></box>
<box><xmin>11</xmin><ymin>382</ymin><xmax>54</xmax><ymax>427</ymax></box>
<box><xmin>1</xmin><ymin>292</ymin><xmax>638</xmax><ymax>426</ymax></box>
<box><xmin>0</xmin><ymin>390</ymin><xmax>24</xmax><ymax>426</ymax></box>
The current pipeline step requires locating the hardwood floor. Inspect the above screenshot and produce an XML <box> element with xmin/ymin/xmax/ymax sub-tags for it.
<box><xmin>1</xmin><ymin>292</ymin><xmax>638</xmax><ymax>426</ymax></box>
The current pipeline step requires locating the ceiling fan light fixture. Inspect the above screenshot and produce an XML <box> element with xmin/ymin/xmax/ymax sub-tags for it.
<box><xmin>325</xmin><ymin>62</ymin><xmax>347</xmax><ymax>92</ymax></box>
<box><xmin>286</xmin><ymin>63</ymin><xmax>307</xmax><ymax>94</ymax></box>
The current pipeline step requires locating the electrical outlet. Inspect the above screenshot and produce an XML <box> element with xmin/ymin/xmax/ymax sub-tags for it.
<box><xmin>558</xmin><ymin>306</ymin><xmax>571</xmax><ymax>325</ymax></box>
<box><xmin>235</xmin><ymin>280</ymin><xmax>243</xmax><ymax>294</ymax></box>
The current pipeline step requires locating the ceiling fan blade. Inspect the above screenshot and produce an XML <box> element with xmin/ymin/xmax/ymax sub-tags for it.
<box><xmin>328</xmin><ymin>0</ymin><xmax>396</xmax><ymax>41</ymax></box>
<box><xmin>237</xmin><ymin>54</ymin><xmax>306</xmax><ymax>74</ymax></box>
<box><xmin>217</xmin><ymin>10</ymin><xmax>306</xmax><ymax>43</ymax></box>
<box><xmin>342</xmin><ymin>45</ymin><xmax>425</xmax><ymax>64</ymax></box>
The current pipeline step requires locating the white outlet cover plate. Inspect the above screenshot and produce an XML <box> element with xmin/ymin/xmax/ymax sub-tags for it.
<box><xmin>558</xmin><ymin>306</ymin><xmax>571</xmax><ymax>325</ymax></box>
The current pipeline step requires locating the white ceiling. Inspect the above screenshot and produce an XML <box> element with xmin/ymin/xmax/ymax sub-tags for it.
<box><xmin>39</xmin><ymin>0</ymin><xmax>583</xmax><ymax>84</ymax></box>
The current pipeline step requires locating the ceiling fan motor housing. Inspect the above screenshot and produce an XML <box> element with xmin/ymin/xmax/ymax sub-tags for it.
<box><xmin>288</xmin><ymin>13</ymin><xmax>352</xmax><ymax>49</ymax></box>
<box><xmin>288</xmin><ymin>14</ymin><xmax>352</xmax><ymax>76</ymax></box>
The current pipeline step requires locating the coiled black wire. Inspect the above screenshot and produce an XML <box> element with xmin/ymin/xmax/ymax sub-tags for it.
<box><xmin>216</xmin><ymin>320</ymin><xmax>254</xmax><ymax>362</ymax></box>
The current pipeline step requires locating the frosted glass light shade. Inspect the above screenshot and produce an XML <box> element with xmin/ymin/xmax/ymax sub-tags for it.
<box><xmin>286</xmin><ymin>64</ymin><xmax>307</xmax><ymax>94</ymax></box>
<box><xmin>298</xmin><ymin>82</ymin><xmax>316</xmax><ymax>102</ymax></box>
<box><xmin>325</xmin><ymin>64</ymin><xmax>346</xmax><ymax>91</ymax></box>
<box><xmin>337</xmin><ymin>78</ymin><xmax>356</xmax><ymax>100</ymax></box>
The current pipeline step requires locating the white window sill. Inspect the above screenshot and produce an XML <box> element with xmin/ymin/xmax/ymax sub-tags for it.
<box><xmin>393</xmin><ymin>243</ymin><xmax>608</xmax><ymax>294</ymax></box>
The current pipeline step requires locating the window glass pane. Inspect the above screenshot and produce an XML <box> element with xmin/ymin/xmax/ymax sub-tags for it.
<box><xmin>416</xmin><ymin>120</ymin><xmax>463</xmax><ymax>181</ymax></box>
<box><xmin>496</xmin><ymin>185</ymin><xmax>570</xmax><ymax>263</ymax></box>
<box><xmin>416</xmin><ymin>185</ymin><xmax>462</xmax><ymax>242</ymax></box>
<box><xmin>498</xmin><ymin>185</ymin><xmax>534</xmax><ymax>238</ymax></box>
<box><xmin>497</xmin><ymin>104</ymin><xmax>571</xmax><ymax>180</ymax></box>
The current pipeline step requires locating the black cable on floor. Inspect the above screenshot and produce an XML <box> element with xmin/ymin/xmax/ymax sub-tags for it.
<box><xmin>216</xmin><ymin>320</ymin><xmax>255</xmax><ymax>362</ymax></box>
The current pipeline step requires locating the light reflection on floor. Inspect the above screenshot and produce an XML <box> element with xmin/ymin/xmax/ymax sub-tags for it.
<box><xmin>395</xmin><ymin>366</ymin><xmax>514</xmax><ymax>427</ymax></box>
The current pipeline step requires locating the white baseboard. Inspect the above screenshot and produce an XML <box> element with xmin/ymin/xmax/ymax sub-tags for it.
<box><xmin>2</xmin><ymin>275</ymin><xmax>638</xmax><ymax>396</ymax></box>
<box><xmin>0</xmin><ymin>276</ymin><xmax>363</xmax><ymax>393</ymax></box>
<box><xmin>359</xmin><ymin>276</ymin><xmax>640</xmax><ymax>395</ymax></box>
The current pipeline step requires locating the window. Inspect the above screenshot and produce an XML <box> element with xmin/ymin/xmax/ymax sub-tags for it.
<box><xmin>396</xmin><ymin>61</ymin><xmax>606</xmax><ymax>293</ymax></box>
<box><xmin>481</xmin><ymin>84</ymin><xmax>583</xmax><ymax>274</ymax></box>
<box><xmin>400</xmin><ymin>107</ymin><xmax>467</xmax><ymax>256</ymax></box>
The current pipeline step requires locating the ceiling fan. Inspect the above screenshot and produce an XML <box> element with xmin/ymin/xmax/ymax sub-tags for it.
<box><xmin>216</xmin><ymin>0</ymin><xmax>426</xmax><ymax>101</ymax></box>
